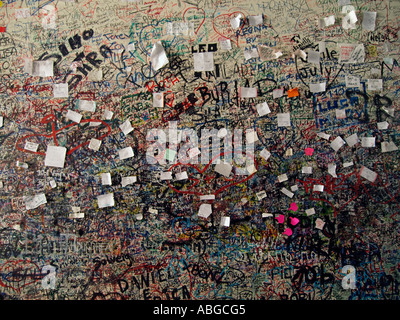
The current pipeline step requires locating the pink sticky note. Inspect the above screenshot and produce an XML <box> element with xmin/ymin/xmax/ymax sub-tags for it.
<box><xmin>283</xmin><ymin>228</ymin><xmax>293</xmax><ymax>236</ymax></box>
<box><xmin>305</xmin><ymin>147</ymin><xmax>314</xmax><ymax>156</ymax></box>
<box><xmin>276</xmin><ymin>214</ymin><xmax>285</xmax><ymax>224</ymax></box>
<box><xmin>290</xmin><ymin>217</ymin><xmax>300</xmax><ymax>225</ymax></box>
<box><xmin>289</xmin><ymin>202</ymin><xmax>298</xmax><ymax>211</ymax></box>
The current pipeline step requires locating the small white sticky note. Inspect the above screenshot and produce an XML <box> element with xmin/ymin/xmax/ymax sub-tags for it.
<box><xmin>175</xmin><ymin>171</ymin><xmax>188</xmax><ymax>180</ymax></box>
<box><xmin>230</xmin><ymin>14</ymin><xmax>242</xmax><ymax>29</ymax></box>
<box><xmin>310</xmin><ymin>82</ymin><xmax>326</xmax><ymax>93</ymax></box>
<box><xmin>313</xmin><ymin>184</ymin><xmax>324</xmax><ymax>192</ymax></box>
<box><xmin>291</xmin><ymin>185</ymin><xmax>299</xmax><ymax>192</ymax></box>
<box><xmin>220</xmin><ymin>216</ymin><xmax>230</xmax><ymax>227</ymax></box>
<box><xmin>377</xmin><ymin>121</ymin><xmax>389</xmax><ymax>130</ymax></box>
<box><xmin>32</xmin><ymin>60</ymin><xmax>53</xmax><ymax>77</ymax></box>
<box><xmin>345</xmin><ymin>75</ymin><xmax>361</xmax><ymax>88</ymax></box>
<box><xmin>345</xmin><ymin>133</ymin><xmax>359</xmax><ymax>147</ymax></box>
<box><xmin>188</xmin><ymin>147</ymin><xmax>201</xmax><ymax>158</ymax></box>
<box><xmin>328</xmin><ymin>163</ymin><xmax>338</xmax><ymax>178</ymax></box>
<box><xmin>160</xmin><ymin>171</ymin><xmax>173</xmax><ymax>180</ymax></box>
<box><xmin>256</xmin><ymin>102</ymin><xmax>271</xmax><ymax>117</ymax></box>
<box><xmin>121</xmin><ymin>176</ymin><xmax>137</xmax><ymax>187</ymax></box>
<box><xmin>148</xmin><ymin>208</ymin><xmax>158</xmax><ymax>214</ymax></box>
<box><xmin>24</xmin><ymin>141</ymin><xmax>39</xmax><ymax>152</ymax></box>
<box><xmin>199</xmin><ymin>194</ymin><xmax>215</xmax><ymax>200</ymax></box>
<box><xmin>0</xmin><ymin>116</ymin><xmax>3</xmax><ymax>128</ymax></box>
<box><xmin>343</xmin><ymin>161</ymin><xmax>354</xmax><ymax>168</ymax></box>
<box><xmin>277</xmin><ymin>113</ymin><xmax>291</xmax><ymax>127</ymax></box>
<box><xmin>193</xmin><ymin>52</ymin><xmax>214</xmax><ymax>72</ymax></box>
<box><xmin>215</xmin><ymin>162</ymin><xmax>232</xmax><ymax>177</ymax></box>
<box><xmin>262</xmin><ymin>213</ymin><xmax>273</xmax><ymax>218</ymax></box>
<box><xmin>315</xmin><ymin>218</ymin><xmax>325</xmax><ymax>230</ymax></box>
<box><xmin>16</xmin><ymin>161</ymin><xmax>28</xmax><ymax>169</ymax></box>
<box><xmin>247</xmin><ymin>164</ymin><xmax>257</xmax><ymax>175</ymax></box>
<box><xmin>361</xmin><ymin>137</ymin><xmax>375</xmax><ymax>148</ymax></box>
<box><xmin>248</xmin><ymin>15</ymin><xmax>263</xmax><ymax>25</ymax></box>
<box><xmin>219</xmin><ymin>39</ymin><xmax>232</xmax><ymax>50</ymax></box>
<box><xmin>331</xmin><ymin>136</ymin><xmax>346</xmax><ymax>152</ymax></box>
<box><xmin>198</xmin><ymin>203</ymin><xmax>212</xmax><ymax>218</ymax></box>
<box><xmin>164</xmin><ymin>148</ymin><xmax>177</xmax><ymax>162</ymax></box>
<box><xmin>69</xmin><ymin>212</ymin><xmax>84</xmax><ymax>219</ymax></box>
<box><xmin>118</xmin><ymin>147</ymin><xmax>134</xmax><ymax>160</ymax></box>
<box><xmin>66</xmin><ymin>110</ymin><xmax>82</xmax><ymax>123</ymax></box>
<box><xmin>53</xmin><ymin>83</ymin><xmax>68</xmax><ymax>98</ymax></box>
<box><xmin>317</xmin><ymin>132</ymin><xmax>331</xmax><ymax>140</ymax></box>
<box><xmin>367</xmin><ymin>79</ymin><xmax>383</xmax><ymax>91</ymax></box>
<box><xmin>360</xmin><ymin>166</ymin><xmax>377</xmax><ymax>182</ymax></box>
<box><xmin>306</xmin><ymin>208</ymin><xmax>316</xmax><ymax>216</ymax></box>
<box><xmin>97</xmin><ymin>193</ymin><xmax>114</xmax><ymax>208</ymax></box>
<box><xmin>294</xmin><ymin>49</ymin><xmax>307</xmax><ymax>60</ymax></box>
<box><xmin>120</xmin><ymin>119</ymin><xmax>133</xmax><ymax>135</ymax></box>
<box><xmin>273</xmin><ymin>88</ymin><xmax>284</xmax><ymax>99</ymax></box>
<box><xmin>88</xmin><ymin>138</ymin><xmax>101</xmax><ymax>151</ymax></box>
<box><xmin>44</xmin><ymin>146</ymin><xmax>67</xmax><ymax>168</ymax></box>
<box><xmin>24</xmin><ymin>193</ymin><xmax>47</xmax><ymax>210</ymax></box>
<box><xmin>101</xmin><ymin>172</ymin><xmax>112</xmax><ymax>186</ymax></box>
<box><xmin>260</xmin><ymin>149</ymin><xmax>271</xmax><ymax>160</ymax></box>
<box><xmin>127</xmin><ymin>42</ymin><xmax>135</xmax><ymax>51</ymax></box>
<box><xmin>281</xmin><ymin>187</ymin><xmax>294</xmax><ymax>198</ymax></box>
<box><xmin>103</xmin><ymin>110</ymin><xmax>114</xmax><ymax>120</ymax></box>
<box><xmin>78</xmin><ymin>100</ymin><xmax>96</xmax><ymax>112</ymax></box>
<box><xmin>381</xmin><ymin>141</ymin><xmax>398</xmax><ymax>153</ymax></box>
<box><xmin>49</xmin><ymin>179</ymin><xmax>57</xmax><ymax>188</ymax></box>
<box><xmin>278</xmin><ymin>173</ymin><xmax>288</xmax><ymax>183</ymax></box>
<box><xmin>362</xmin><ymin>11</ymin><xmax>377</xmax><ymax>31</ymax></box>
<box><xmin>246</xmin><ymin>129</ymin><xmax>259</xmax><ymax>143</ymax></box>
<box><xmin>336</xmin><ymin>109</ymin><xmax>346</xmax><ymax>119</ymax></box>
<box><xmin>150</xmin><ymin>41</ymin><xmax>169</xmax><ymax>71</ymax></box>
<box><xmin>244</xmin><ymin>48</ymin><xmax>259</xmax><ymax>60</ymax></box>
<box><xmin>240</xmin><ymin>87</ymin><xmax>257</xmax><ymax>98</ymax></box>
<box><xmin>256</xmin><ymin>191</ymin><xmax>267</xmax><ymax>200</ymax></box>
<box><xmin>302</xmin><ymin>166</ymin><xmax>313</xmax><ymax>174</ymax></box>
<box><xmin>153</xmin><ymin>92</ymin><xmax>164</xmax><ymax>108</ymax></box>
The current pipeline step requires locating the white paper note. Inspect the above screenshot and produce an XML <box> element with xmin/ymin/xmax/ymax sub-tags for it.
<box><xmin>331</xmin><ymin>136</ymin><xmax>346</xmax><ymax>152</ymax></box>
<box><xmin>360</xmin><ymin>166</ymin><xmax>377</xmax><ymax>182</ymax></box>
<box><xmin>153</xmin><ymin>92</ymin><xmax>164</xmax><ymax>108</ymax></box>
<box><xmin>336</xmin><ymin>109</ymin><xmax>346</xmax><ymax>119</ymax></box>
<box><xmin>219</xmin><ymin>39</ymin><xmax>232</xmax><ymax>50</ymax></box>
<box><xmin>278</xmin><ymin>173</ymin><xmax>288</xmax><ymax>182</ymax></box>
<box><xmin>256</xmin><ymin>102</ymin><xmax>271</xmax><ymax>117</ymax></box>
<box><xmin>310</xmin><ymin>82</ymin><xmax>326</xmax><ymax>93</ymax></box>
<box><xmin>118</xmin><ymin>147</ymin><xmax>134</xmax><ymax>160</ymax></box>
<box><xmin>345</xmin><ymin>75</ymin><xmax>361</xmax><ymax>87</ymax></box>
<box><xmin>306</xmin><ymin>208</ymin><xmax>316</xmax><ymax>216</ymax></box>
<box><xmin>175</xmin><ymin>172</ymin><xmax>188</xmax><ymax>180</ymax></box>
<box><xmin>302</xmin><ymin>166</ymin><xmax>313</xmax><ymax>174</ymax></box>
<box><xmin>103</xmin><ymin>110</ymin><xmax>114</xmax><ymax>120</ymax></box>
<box><xmin>313</xmin><ymin>184</ymin><xmax>324</xmax><ymax>192</ymax></box>
<box><xmin>273</xmin><ymin>88</ymin><xmax>284</xmax><ymax>99</ymax></box>
<box><xmin>160</xmin><ymin>171</ymin><xmax>173</xmax><ymax>180</ymax></box>
<box><xmin>256</xmin><ymin>191</ymin><xmax>267</xmax><ymax>200</ymax></box>
<box><xmin>281</xmin><ymin>187</ymin><xmax>294</xmax><ymax>198</ymax></box>
<box><xmin>362</xmin><ymin>12</ymin><xmax>377</xmax><ymax>31</ymax></box>
<box><xmin>120</xmin><ymin>119</ymin><xmax>133</xmax><ymax>135</ymax></box>
<box><xmin>243</xmin><ymin>48</ymin><xmax>259</xmax><ymax>60</ymax></box>
<box><xmin>44</xmin><ymin>146</ymin><xmax>67</xmax><ymax>168</ymax></box>
<box><xmin>343</xmin><ymin>161</ymin><xmax>354</xmax><ymax>168</ymax></box>
<box><xmin>32</xmin><ymin>60</ymin><xmax>53</xmax><ymax>77</ymax></box>
<box><xmin>381</xmin><ymin>141</ymin><xmax>398</xmax><ymax>153</ymax></box>
<box><xmin>193</xmin><ymin>52</ymin><xmax>214</xmax><ymax>72</ymax></box>
<box><xmin>317</xmin><ymin>132</ymin><xmax>331</xmax><ymax>140</ymax></box>
<box><xmin>66</xmin><ymin>110</ymin><xmax>82</xmax><ymax>123</ymax></box>
<box><xmin>345</xmin><ymin>133</ymin><xmax>359</xmax><ymax>147</ymax></box>
<box><xmin>97</xmin><ymin>193</ymin><xmax>114</xmax><ymax>208</ymax></box>
<box><xmin>24</xmin><ymin>193</ymin><xmax>47</xmax><ymax>210</ymax></box>
<box><xmin>367</xmin><ymin>79</ymin><xmax>383</xmax><ymax>91</ymax></box>
<box><xmin>78</xmin><ymin>100</ymin><xmax>96</xmax><ymax>112</ymax></box>
<box><xmin>377</xmin><ymin>121</ymin><xmax>389</xmax><ymax>130</ymax></box>
<box><xmin>260</xmin><ymin>148</ymin><xmax>271</xmax><ymax>160</ymax></box>
<box><xmin>215</xmin><ymin>162</ymin><xmax>232</xmax><ymax>177</ymax></box>
<box><xmin>53</xmin><ymin>83</ymin><xmax>68</xmax><ymax>98</ymax></box>
<box><xmin>101</xmin><ymin>172</ymin><xmax>112</xmax><ymax>185</ymax></box>
<box><xmin>308</xmin><ymin>50</ymin><xmax>320</xmax><ymax>64</ymax></box>
<box><xmin>220</xmin><ymin>216</ymin><xmax>230</xmax><ymax>227</ymax></box>
<box><xmin>328</xmin><ymin>163</ymin><xmax>338</xmax><ymax>178</ymax></box>
<box><xmin>248</xmin><ymin>15</ymin><xmax>263</xmax><ymax>25</ymax></box>
<box><xmin>361</xmin><ymin>137</ymin><xmax>375</xmax><ymax>148</ymax></box>
<box><xmin>230</xmin><ymin>14</ymin><xmax>242</xmax><ymax>29</ymax></box>
<box><xmin>121</xmin><ymin>176</ymin><xmax>137</xmax><ymax>187</ymax></box>
<box><xmin>150</xmin><ymin>41</ymin><xmax>169</xmax><ymax>71</ymax></box>
<box><xmin>88</xmin><ymin>138</ymin><xmax>101</xmax><ymax>151</ymax></box>
<box><xmin>24</xmin><ymin>141</ymin><xmax>39</xmax><ymax>152</ymax></box>
<box><xmin>246</xmin><ymin>129</ymin><xmax>259</xmax><ymax>143</ymax></box>
<box><xmin>240</xmin><ymin>87</ymin><xmax>257</xmax><ymax>98</ymax></box>
<box><xmin>277</xmin><ymin>113</ymin><xmax>291</xmax><ymax>127</ymax></box>
<box><xmin>199</xmin><ymin>194</ymin><xmax>215</xmax><ymax>200</ymax></box>
<box><xmin>198</xmin><ymin>203</ymin><xmax>212</xmax><ymax>218</ymax></box>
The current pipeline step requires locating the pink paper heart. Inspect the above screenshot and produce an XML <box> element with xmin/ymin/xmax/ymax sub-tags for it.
<box><xmin>289</xmin><ymin>202</ymin><xmax>298</xmax><ymax>211</ymax></box>
<box><xmin>305</xmin><ymin>147</ymin><xmax>314</xmax><ymax>156</ymax></box>
<box><xmin>283</xmin><ymin>228</ymin><xmax>293</xmax><ymax>236</ymax></box>
<box><xmin>290</xmin><ymin>216</ymin><xmax>300</xmax><ymax>225</ymax></box>
<box><xmin>276</xmin><ymin>214</ymin><xmax>285</xmax><ymax>224</ymax></box>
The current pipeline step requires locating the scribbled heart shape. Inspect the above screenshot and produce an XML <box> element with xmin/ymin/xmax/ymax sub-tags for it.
<box><xmin>166</xmin><ymin>151</ymin><xmax>256</xmax><ymax>197</ymax></box>
<box><xmin>182</xmin><ymin>7</ymin><xmax>206</xmax><ymax>35</ymax></box>
<box><xmin>212</xmin><ymin>11</ymin><xmax>246</xmax><ymax>47</ymax></box>
<box><xmin>0</xmin><ymin>259</ymin><xmax>41</xmax><ymax>292</ymax></box>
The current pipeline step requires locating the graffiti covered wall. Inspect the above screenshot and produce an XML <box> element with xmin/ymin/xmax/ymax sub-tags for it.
<box><xmin>0</xmin><ymin>0</ymin><xmax>399</xmax><ymax>300</ymax></box>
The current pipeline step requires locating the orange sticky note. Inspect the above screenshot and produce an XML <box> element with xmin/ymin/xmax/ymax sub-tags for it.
<box><xmin>287</xmin><ymin>88</ymin><xmax>299</xmax><ymax>98</ymax></box>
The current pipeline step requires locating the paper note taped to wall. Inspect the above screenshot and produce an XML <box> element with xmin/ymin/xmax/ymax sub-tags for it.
<box><xmin>310</xmin><ymin>82</ymin><xmax>326</xmax><ymax>93</ymax></box>
<box><xmin>24</xmin><ymin>193</ymin><xmax>47</xmax><ymax>210</ymax></box>
<box><xmin>44</xmin><ymin>145</ymin><xmax>67</xmax><ymax>168</ymax></box>
<box><xmin>53</xmin><ymin>83</ymin><xmax>68</xmax><ymax>97</ymax></box>
<box><xmin>198</xmin><ymin>203</ymin><xmax>212</xmax><ymax>218</ymax></box>
<box><xmin>338</xmin><ymin>43</ymin><xmax>365</xmax><ymax>63</ymax></box>
<box><xmin>360</xmin><ymin>166</ymin><xmax>377</xmax><ymax>182</ymax></box>
<box><xmin>277</xmin><ymin>113</ymin><xmax>291</xmax><ymax>127</ymax></box>
<box><xmin>150</xmin><ymin>41</ymin><xmax>169</xmax><ymax>71</ymax></box>
<box><xmin>240</xmin><ymin>87</ymin><xmax>257</xmax><ymax>98</ymax></box>
<box><xmin>32</xmin><ymin>60</ymin><xmax>53</xmax><ymax>77</ymax></box>
<box><xmin>66</xmin><ymin>110</ymin><xmax>82</xmax><ymax>123</ymax></box>
<box><xmin>78</xmin><ymin>100</ymin><xmax>96</xmax><ymax>112</ymax></box>
<box><xmin>121</xmin><ymin>176</ymin><xmax>137</xmax><ymax>187</ymax></box>
<box><xmin>24</xmin><ymin>141</ymin><xmax>39</xmax><ymax>152</ymax></box>
<box><xmin>193</xmin><ymin>52</ymin><xmax>214</xmax><ymax>71</ymax></box>
<box><xmin>362</xmin><ymin>12</ymin><xmax>377</xmax><ymax>31</ymax></box>
<box><xmin>153</xmin><ymin>92</ymin><xmax>164</xmax><ymax>108</ymax></box>
<box><xmin>120</xmin><ymin>119</ymin><xmax>133</xmax><ymax>135</ymax></box>
<box><xmin>119</xmin><ymin>147</ymin><xmax>134</xmax><ymax>160</ymax></box>
<box><xmin>97</xmin><ymin>193</ymin><xmax>115</xmax><ymax>208</ymax></box>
